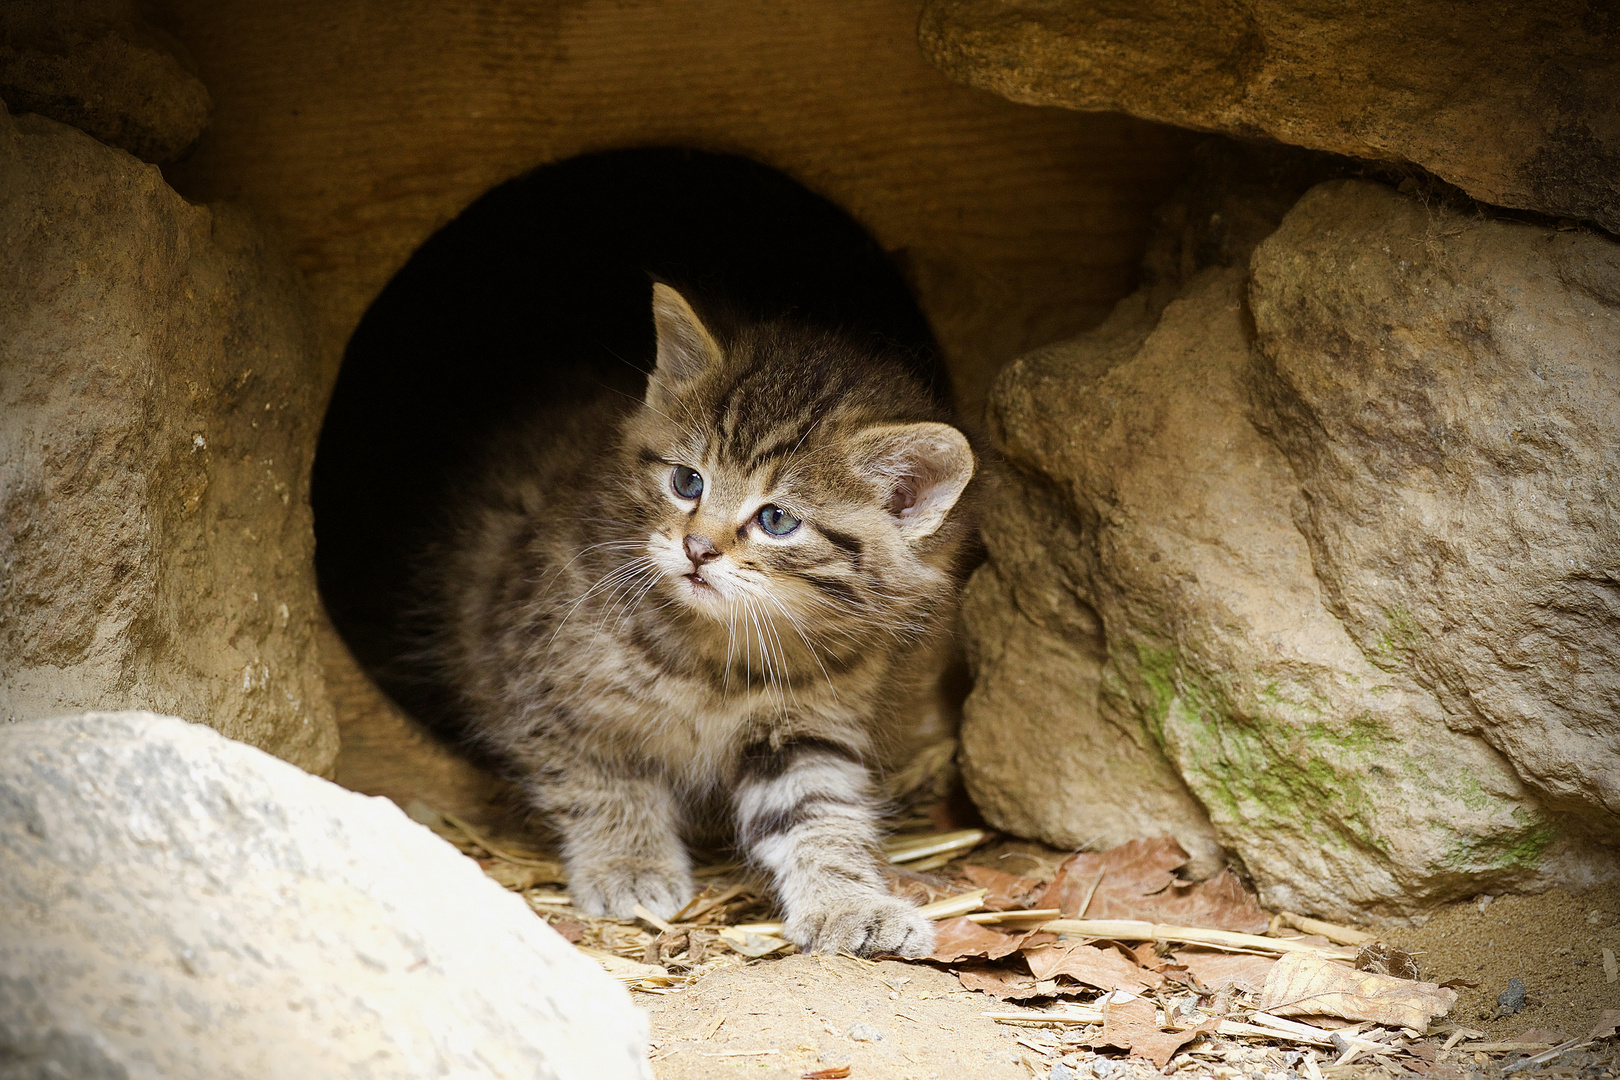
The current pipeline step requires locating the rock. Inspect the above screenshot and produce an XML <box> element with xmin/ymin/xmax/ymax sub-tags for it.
<box><xmin>0</xmin><ymin>104</ymin><xmax>337</xmax><ymax>773</ymax></box>
<box><xmin>919</xmin><ymin>0</ymin><xmax>1620</xmax><ymax>234</ymax></box>
<box><xmin>0</xmin><ymin>0</ymin><xmax>210</xmax><ymax>163</ymax></box>
<box><xmin>0</xmin><ymin>711</ymin><xmax>651</xmax><ymax>1080</ymax></box>
<box><xmin>1496</xmin><ymin>977</ymin><xmax>1528</xmax><ymax>1016</ymax></box>
<box><xmin>963</xmin><ymin>178</ymin><xmax>1620</xmax><ymax>918</ymax></box>
<box><xmin>848</xmin><ymin>1021</ymin><xmax>886</xmax><ymax>1042</ymax></box>
<box><xmin>1249</xmin><ymin>180</ymin><xmax>1620</xmax><ymax>831</ymax></box>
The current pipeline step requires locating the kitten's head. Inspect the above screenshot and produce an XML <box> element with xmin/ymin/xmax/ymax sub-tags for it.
<box><xmin>614</xmin><ymin>284</ymin><xmax>976</xmax><ymax>655</ymax></box>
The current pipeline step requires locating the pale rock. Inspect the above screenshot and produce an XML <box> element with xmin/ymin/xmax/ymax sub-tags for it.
<box><xmin>0</xmin><ymin>104</ymin><xmax>337</xmax><ymax>773</ymax></box>
<box><xmin>1250</xmin><ymin>179</ymin><xmax>1620</xmax><ymax>832</ymax></box>
<box><xmin>963</xmin><ymin>180</ymin><xmax>1620</xmax><ymax>917</ymax></box>
<box><xmin>0</xmin><ymin>711</ymin><xmax>652</xmax><ymax>1080</ymax></box>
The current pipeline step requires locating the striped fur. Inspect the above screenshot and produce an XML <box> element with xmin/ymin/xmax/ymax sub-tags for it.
<box><xmin>421</xmin><ymin>285</ymin><xmax>975</xmax><ymax>956</ymax></box>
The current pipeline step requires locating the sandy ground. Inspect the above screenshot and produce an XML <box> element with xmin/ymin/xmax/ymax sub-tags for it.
<box><xmin>643</xmin><ymin>954</ymin><xmax>1034</xmax><ymax>1080</ymax></box>
<box><xmin>330</xmin><ymin>683</ymin><xmax>1620</xmax><ymax>1078</ymax></box>
<box><xmin>1383</xmin><ymin>889</ymin><xmax>1619</xmax><ymax>1042</ymax></box>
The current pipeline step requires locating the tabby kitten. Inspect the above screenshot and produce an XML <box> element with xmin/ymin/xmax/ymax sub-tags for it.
<box><xmin>424</xmin><ymin>284</ymin><xmax>975</xmax><ymax>956</ymax></box>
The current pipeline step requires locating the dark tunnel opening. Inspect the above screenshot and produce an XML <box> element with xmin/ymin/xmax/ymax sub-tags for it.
<box><xmin>311</xmin><ymin>147</ymin><xmax>949</xmax><ymax>724</ymax></box>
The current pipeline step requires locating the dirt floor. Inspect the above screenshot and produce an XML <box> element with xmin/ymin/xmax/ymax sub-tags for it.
<box><xmin>329</xmin><ymin>676</ymin><xmax>1620</xmax><ymax>1079</ymax></box>
<box><xmin>1381</xmin><ymin>889</ymin><xmax>1619</xmax><ymax>1043</ymax></box>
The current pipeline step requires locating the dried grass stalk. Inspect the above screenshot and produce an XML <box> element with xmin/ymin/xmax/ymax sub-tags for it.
<box><xmin>1041</xmin><ymin>919</ymin><xmax>1358</xmax><ymax>960</ymax></box>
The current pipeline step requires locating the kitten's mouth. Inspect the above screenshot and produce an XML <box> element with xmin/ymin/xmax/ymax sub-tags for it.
<box><xmin>684</xmin><ymin>572</ymin><xmax>716</xmax><ymax>593</ymax></box>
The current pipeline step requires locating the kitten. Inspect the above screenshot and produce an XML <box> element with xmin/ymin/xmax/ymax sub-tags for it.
<box><xmin>422</xmin><ymin>284</ymin><xmax>976</xmax><ymax>956</ymax></box>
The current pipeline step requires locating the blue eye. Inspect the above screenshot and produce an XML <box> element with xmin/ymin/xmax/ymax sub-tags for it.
<box><xmin>756</xmin><ymin>504</ymin><xmax>801</xmax><ymax>537</ymax></box>
<box><xmin>671</xmin><ymin>465</ymin><xmax>703</xmax><ymax>500</ymax></box>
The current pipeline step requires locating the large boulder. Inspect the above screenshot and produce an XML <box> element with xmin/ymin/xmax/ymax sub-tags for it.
<box><xmin>0</xmin><ymin>711</ymin><xmax>651</xmax><ymax>1080</ymax></box>
<box><xmin>918</xmin><ymin>0</ymin><xmax>1620</xmax><ymax>234</ymax></box>
<box><xmin>0</xmin><ymin>104</ymin><xmax>337</xmax><ymax>773</ymax></box>
<box><xmin>0</xmin><ymin>0</ymin><xmax>210</xmax><ymax>163</ymax></box>
<box><xmin>1250</xmin><ymin>180</ymin><xmax>1620</xmax><ymax>830</ymax></box>
<box><xmin>962</xmin><ymin>179</ymin><xmax>1620</xmax><ymax>918</ymax></box>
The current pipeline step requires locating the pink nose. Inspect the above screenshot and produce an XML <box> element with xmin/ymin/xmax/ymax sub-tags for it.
<box><xmin>684</xmin><ymin>534</ymin><xmax>719</xmax><ymax>567</ymax></box>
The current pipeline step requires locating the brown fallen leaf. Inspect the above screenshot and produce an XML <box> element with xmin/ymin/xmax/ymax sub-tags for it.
<box><xmin>1023</xmin><ymin>942</ymin><xmax>1163</xmax><ymax>993</ymax></box>
<box><xmin>1038</xmin><ymin>838</ymin><xmax>1269</xmax><ymax>932</ymax></box>
<box><xmin>1258</xmin><ymin>951</ymin><xmax>1458</xmax><ymax>1030</ymax></box>
<box><xmin>928</xmin><ymin>918</ymin><xmax>1053</xmax><ymax>962</ymax></box>
<box><xmin>1510</xmin><ymin>1027</ymin><xmax>1571</xmax><ymax>1044</ymax></box>
<box><xmin>1130</xmin><ymin>940</ymin><xmax>1171</xmax><ymax>973</ymax></box>
<box><xmin>1356</xmin><ymin>941</ymin><xmax>1421</xmax><ymax>980</ymax></box>
<box><xmin>546</xmin><ymin>917</ymin><xmax>586</xmax><ymax>944</ymax></box>
<box><xmin>1172</xmin><ymin>949</ymin><xmax>1276</xmax><ymax>991</ymax></box>
<box><xmin>802</xmin><ymin>1068</ymin><xmax>851</xmax><ymax>1079</ymax></box>
<box><xmin>1086</xmin><ymin>997</ymin><xmax>1209</xmax><ymax>1067</ymax></box>
<box><xmin>955</xmin><ymin>964</ymin><xmax>1045</xmax><ymax>999</ymax></box>
<box><xmin>1589</xmin><ymin>1009</ymin><xmax>1620</xmax><ymax>1041</ymax></box>
<box><xmin>960</xmin><ymin>864</ymin><xmax>1046</xmax><ymax>910</ymax></box>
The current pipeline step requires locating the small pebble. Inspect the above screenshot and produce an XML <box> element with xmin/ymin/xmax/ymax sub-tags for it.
<box><xmin>846</xmin><ymin>1020</ymin><xmax>884</xmax><ymax>1042</ymax></box>
<box><xmin>1496</xmin><ymin>976</ymin><xmax>1527</xmax><ymax>1014</ymax></box>
<box><xmin>1051</xmin><ymin>1064</ymin><xmax>1081</xmax><ymax>1080</ymax></box>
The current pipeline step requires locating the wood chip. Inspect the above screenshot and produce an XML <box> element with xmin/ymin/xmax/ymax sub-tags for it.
<box><xmin>633</xmin><ymin>903</ymin><xmax>675</xmax><ymax>935</ymax></box>
<box><xmin>701</xmin><ymin>1048</ymin><xmax>778</xmax><ymax>1057</ymax></box>
<box><xmin>964</xmin><ymin>908</ymin><xmax>1062</xmax><ymax>926</ymax></box>
<box><xmin>885</xmin><ymin>829</ymin><xmax>989</xmax><ymax>864</ymax></box>
<box><xmin>801</xmin><ymin>1068</ymin><xmax>851</xmax><ymax>1079</ymax></box>
<box><xmin>693</xmin><ymin>1013</ymin><xmax>725</xmax><ymax>1041</ymax></box>
<box><xmin>438</xmin><ymin>808</ymin><xmax>566</xmax><ymax>875</ymax></box>
<box><xmin>1278</xmin><ymin>911</ymin><xmax>1376</xmax><ymax>946</ymax></box>
<box><xmin>1041</xmin><ymin>919</ymin><xmax>1357</xmax><ymax>960</ymax></box>
<box><xmin>1259</xmin><ymin>951</ymin><xmax>1457</xmax><ymax>1030</ymax></box>
<box><xmin>718</xmin><ymin>926</ymin><xmax>794</xmax><ymax>958</ymax></box>
<box><xmin>916</xmin><ymin>888</ymin><xmax>988</xmax><ymax>920</ymax></box>
<box><xmin>984</xmin><ymin>1006</ymin><xmax>1105</xmax><ymax>1025</ymax></box>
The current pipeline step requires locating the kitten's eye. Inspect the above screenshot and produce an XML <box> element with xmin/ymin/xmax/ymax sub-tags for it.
<box><xmin>671</xmin><ymin>465</ymin><xmax>704</xmax><ymax>500</ymax></box>
<box><xmin>756</xmin><ymin>504</ymin><xmax>801</xmax><ymax>537</ymax></box>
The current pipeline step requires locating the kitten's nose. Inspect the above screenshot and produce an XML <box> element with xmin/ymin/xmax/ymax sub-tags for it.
<box><xmin>683</xmin><ymin>534</ymin><xmax>719</xmax><ymax>567</ymax></box>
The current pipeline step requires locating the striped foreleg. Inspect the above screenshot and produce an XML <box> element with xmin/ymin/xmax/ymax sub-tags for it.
<box><xmin>732</xmin><ymin>738</ymin><xmax>933</xmax><ymax>957</ymax></box>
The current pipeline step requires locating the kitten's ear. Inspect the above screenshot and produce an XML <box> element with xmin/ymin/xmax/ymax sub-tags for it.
<box><xmin>648</xmin><ymin>283</ymin><xmax>723</xmax><ymax>408</ymax></box>
<box><xmin>850</xmin><ymin>422</ymin><xmax>975</xmax><ymax>541</ymax></box>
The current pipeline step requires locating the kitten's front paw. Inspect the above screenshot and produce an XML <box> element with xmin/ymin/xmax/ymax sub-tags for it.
<box><xmin>785</xmin><ymin>889</ymin><xmax>935</xmax><ymax>958</ymax></box>
<box><xmin>568</xmin><ymin>857</ymin><xmax>693</xmax><ymax>920</ymax></box>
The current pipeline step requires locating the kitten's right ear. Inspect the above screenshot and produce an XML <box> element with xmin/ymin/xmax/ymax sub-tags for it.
<box><xmin>648</xmin><ymin>283</ymin><xmax>723</xmax><ymax>409</ymax></box>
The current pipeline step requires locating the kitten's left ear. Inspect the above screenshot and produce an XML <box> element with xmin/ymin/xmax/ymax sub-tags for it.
<box><xmin>850</xmin><ymin>422</ymin><xmax>975</xmax><ymax>541</ymax></box>
<box><xmin>647</xmin><ymin>283</ymin><xmax>723</xmax><ymax>410</ymax></box>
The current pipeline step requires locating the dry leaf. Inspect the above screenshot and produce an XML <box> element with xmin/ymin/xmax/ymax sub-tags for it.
<box><xmin>718</xmin><ymin>927</ymin><xmax>793</xmax><ymax>958</ymax></box>
<box><xmin>928</xmin><ymin>918</ymin><xmax>1051</xmax><ymax>962</ymax></box>
<box><xmin>960</xmin><ymin>864</ymin><xmax>1045</xmax><ymax>910</ymax></box>
<box><xmin>1258</xmin><ymin>951</ymin><xmax>1457</xmax><ymax>1030</ymax></box>
<box><xmin>1023</xmin><ymin>942</ymin><xmax>1163</xmax><ymax>993</ymax></box>
<box><xmin>1589</xmin><ymin>1009</ymin><xmax>1620</xmax><ymax>1041</ymax></box>
<box><xmin>1129</xmin><ymin>941</ymin><xmax>1172</xmax><ymax>973</ymax></box>
<box><xmin>956</xmin><ymin>964</ymin><xmax>1045</xmax><ymax>999</ymax></box>
<box><xmin>1356</xmin><ymin>941</ymin><xmax>1421</xmax><ymax>980</ymax></box>
<box><xmin>802</xmin><ymin>1068</ymin><xmax>852</xmax><ymax>1079</ymax></box>
<box><xmin>1510</xmin><ymin>1027</ymin><xmax>1571</xmax><ymax>1044</ymax></box>
<box><xmin>1172</xmin><ymin>949</ymin><xmax>1276</xmax><ymax>991</ymax></box>
<box><xmin>1086</xmin><ymin>997</ymin><xmax>1209</xmax><ymax>1067</ymax></box>
<box><xmin>547</xmin><ymin>917</ymin><xmax>586</xmax><ymax>944</ymax></box>
<box><xmin>1037</xmin><ymin>838</ymin><xmax>1269</xmax><ymax>932</ymax></box>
